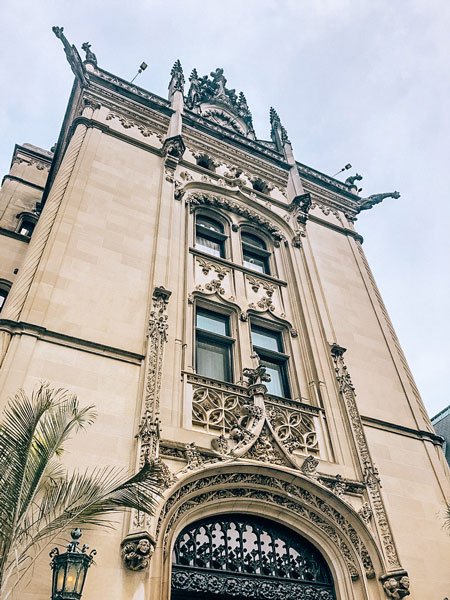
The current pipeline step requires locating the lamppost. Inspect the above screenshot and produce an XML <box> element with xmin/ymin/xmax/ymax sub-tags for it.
<box><xmin>49</xmin><ymin>529</ymin><xmax>96</xmax><ymax>600</ymax></box>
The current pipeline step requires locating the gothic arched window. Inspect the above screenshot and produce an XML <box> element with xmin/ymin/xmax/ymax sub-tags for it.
<box><xmin>171</xmin><ymin>514</ymin><xmax>335</xmax><ymax>600</ymax></box>
<box><xmin>241</xmin><ymin>231</ymin><xmax>271</xmax><ymax>274</ymax></box>
<box><xmin>195</xmin><ymin>214</ymin><xmax>228</xmax><ymax>259</ymax></box>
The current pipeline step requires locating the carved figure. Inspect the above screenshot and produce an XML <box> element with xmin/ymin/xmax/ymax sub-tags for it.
<box><xmin>358</xmin><ymin>191</ymin><xmax>400</xmax><ymax>212</ymax></box>
<box><xmin>382</xmin><ymin>575</ymin><xmax>410</xmax><ymax>599</ymax></box>
<box><xmin>210</xmin><ymin>68</ymin><xmax>227</xmax><ymax>98</ymax></box>
<box><xmin>121</xmin><ymin>537</ymin><xmax>154</xmax><ymax>571</ymax></box>
<box><xmin>301</xmin><ymin>455</ymin><xmax>319</xmax><ymax>478</ymax></box>
<box><xmin>345</xmin><ymin>173</ymin><xmax>362</xmax><ymax>187</ymax></box>
<box><xmin>81</xmin><ymin>42</ymin><xmax>97</xmax><ymax>64</ymax></box>
<box><xmin>184</xmin><ymin>442</ymin><xmax>204</xmax><ymax>470</ymax></box>
<box><xmin>186</xmin><ymin>69</ymin><xmax>201</xmax><ymax>108</ymax></box>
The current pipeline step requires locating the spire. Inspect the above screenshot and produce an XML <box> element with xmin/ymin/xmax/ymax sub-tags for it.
<box><xmin>270</xmin><ymin>107</ymin><xmax>304</xmax><ymax>201</ymax></box>
<box><xmin>168</xmin><ymin>59</ymin><xmax>185</xmax><ymax>101</ymax></box>
<box><xmin>270</xmin><ymin>107</ymin><xmax>290</xmax><ymax>151</ymax></box>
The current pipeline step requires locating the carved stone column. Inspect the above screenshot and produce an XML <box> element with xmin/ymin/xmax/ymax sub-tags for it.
<box><xmin>127</xmin><ymin>287</ymin><xmax>173</xmax><ymax>541</ymax></box>
<box><xmin>330</xmin><ymin>344</ymin><xmax>406</xmax><ymax>578</ymax></box>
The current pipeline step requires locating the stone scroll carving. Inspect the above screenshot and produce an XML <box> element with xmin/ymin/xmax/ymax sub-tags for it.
<box><xmin>330</xmin><ymin>344</ymin><xmax>402</xmax><ymax>571</ymax></box>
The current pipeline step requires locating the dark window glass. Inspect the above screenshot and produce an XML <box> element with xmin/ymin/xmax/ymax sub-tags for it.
<box><xmin>196</xmin><ymin>308</ymin><xmax>233</xmax><ymax>382</ymax></box>
<box><xmin>242</xmin><ymin>232</ymin><xmax>271</xmax><ymax>274</ymax></box>
<box><xmin>251</xmin><ymin>325</ymin><xmax>290</xmax><ymax>398</ymax></box>
<box><xmin>195</xmin><ymin>216</ymin><xmax>227</xmax><ymax>258</ymax></box>
<box><xmin>0</xmin><ymin>289</ymin><xmax>8</xmax><ymax>311</ymax></box>
<box><xmin>19</xmin><ymin>220</ymin><xmax>35</xmax><ymax>237</ymax></box>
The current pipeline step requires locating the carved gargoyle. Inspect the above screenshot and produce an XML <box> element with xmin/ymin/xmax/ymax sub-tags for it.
<box><xmin>345</xmin><ymin>173</ymin><xmax>362</xmax><ymax>187</ymax></box>
<box><xmin>121</xmin><ymin>534</ymin><xmax>155</xmax><ymax>571</ymax></box>
<box><xmin>382</xmin><ymin>575</ymin><xmax>410</xmax><ymax>599</ymax></box>
<box><xmin>357</xmin><ymin>191</ymin><xmax>400</xmax><ymax>213</ymax></box>
<box><xmin>52</xmin><ymin>26</ymin><xmax>86</xmax><ymax>84</ymax></box>
<box><xmin>81</xmin><ymin>42</ymin><xmax>97</xmax><ymax>65</ymax></box>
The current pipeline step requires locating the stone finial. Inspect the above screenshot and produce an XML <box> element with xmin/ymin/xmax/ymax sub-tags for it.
<box><xmin>270</xmin><ymin>107</ymin><xmax>290</xmax><ymax>151</ymax></box>
<box><xmin>243</xmin><ymin>353</ymin><xmax>271</xmax><ymax>387</ymax></box>
<box><xmin>81</xmin><ymin>41</ymin><xmax>97</xmax><ymax>65</ymax></box>
<box><xmin>357</xmin><ymin>191</ymin><xmax>400</xmax><ymax>213</ymax></box>
<box><xmin>169</xmin><ymin>59</ymin><xmax>185</xmax><ymax>99</ymax></box>
<box><xmin>186</xmin><ymin>68</ymin><xmax>201</xmax><ymax>109</ymax></box>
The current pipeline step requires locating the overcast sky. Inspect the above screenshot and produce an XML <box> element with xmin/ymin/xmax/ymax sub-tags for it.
<box><xmin>1</xmin><ymin>0</ymin><xmax>448</xmax><ymax>417</ymax></box>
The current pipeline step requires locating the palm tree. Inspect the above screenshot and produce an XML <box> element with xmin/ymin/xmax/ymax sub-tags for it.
<box><xmin>0</xmin><ymin>383</ymin><xmax>162</xmax><ymax>599</ymax></box>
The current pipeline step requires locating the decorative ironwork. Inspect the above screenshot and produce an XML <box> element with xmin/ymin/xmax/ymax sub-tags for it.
<box><xmin>172</xmin><ymin>515</ymin><xmax>335</xmax><ymax>600</ymax></box>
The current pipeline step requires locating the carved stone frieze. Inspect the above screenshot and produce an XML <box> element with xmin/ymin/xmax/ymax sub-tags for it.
<box><xmin>156</xmin><ymin>471</ymin><xmax>376</xmax><ymax>580</ymax></box>
<box><xmin>105</xmin><ymin>111</ymin><xmax>164</xmax><ymax>141</ymax></box>
<box><xmin>330</xmin><ymin>343</ymin><xmax>401</xmax><ymax>570</ymax></box>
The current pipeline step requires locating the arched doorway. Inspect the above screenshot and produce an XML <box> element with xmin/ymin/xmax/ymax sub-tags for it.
<box><xmin>171</xmin><ymin>514</ymin><xmax>336</xmax><ymax>600</ymax></box>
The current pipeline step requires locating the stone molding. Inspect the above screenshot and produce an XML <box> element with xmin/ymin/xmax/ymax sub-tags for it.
<box><xmin>330</xmin><ymin>344</ymin><xmax>402</xmax><ymax>571</ymax></box>
<box><xmin>155</xmin><ymin>467</ymin><xmax>380</xmax><ymax>582</ymax></box>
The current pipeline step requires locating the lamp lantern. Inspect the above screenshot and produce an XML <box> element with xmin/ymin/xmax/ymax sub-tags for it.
<box><xmin>49</xmin><ymin>529</ymin><xmax>96</xmax><ymax>600</ymax></box>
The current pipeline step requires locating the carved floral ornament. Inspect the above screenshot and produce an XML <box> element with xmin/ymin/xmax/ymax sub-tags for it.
<box><xmin>185</xmin><ymin>190</ymin><xmax>286</xmax><ymax>246</ymax></box>
<box><xmin>152</xmin><ymin>467</ymin><xmax>382</xmax><ymax>584</ymax></box>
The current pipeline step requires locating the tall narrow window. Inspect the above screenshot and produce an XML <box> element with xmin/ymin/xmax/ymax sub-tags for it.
<box><xmin>196</xmin><ymin>308</ymin><xmax>233</xmax><ymax>382</ymax></box>
<box><xmin>195</xmin><ymin>215</ymin><xmax>227</xmax><ymax>258</ymax></box>
<box><xmin>251</xmin><ymin>324</ymin><xmax>290</xmax><ymax>397</ymax></box>
<box><xmin>241</xmin><ymin>232</ymin><xmax>271</xmax><ymax>274</ymax></box>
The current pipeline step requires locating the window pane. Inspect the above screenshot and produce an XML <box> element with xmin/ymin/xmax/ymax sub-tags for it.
<box><xmin>195</xmin><ymin>234</ymin><xmax>222</xmax><ymax>257</ymax></box>
<box><xmin>261</xmin><ymin>361</ymin><xmax>285</xmax><ymax>397</ymax></box>
<box><xmin>0</xmin><ymin>292</ymin><xmax>7</xmax><ymax>310</ymax></box>
<box><xmin>197</xmin><ymin>310</ymin><xmax>229</xmax><ymax>336</ymax></box>
<box><xmin>251</xmin><ymin>328</ymin><xmax>282</xmax><ymax>352</ymax></box>
<box><xmin>197</xmin><ymin>339</ymin><xmax>230</xmax><ymax>381</ymax></box>
<box><xmin>243</xmin><ymin>253</ymin><xmax>266</xmax><ymax>273</ymax></box>
<box><xmin>242</xmin><ymin>233</ymin><xmax>266</xmax><ymax>249</ymax></box>
<box><xmin>197</xmin><ymin>216</ymin><xmax>223</xmax><ymax>233</ymax></box>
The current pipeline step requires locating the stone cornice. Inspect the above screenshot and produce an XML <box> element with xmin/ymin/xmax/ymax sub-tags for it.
<box><xmin>0</xmin><ymin>319</ymin><xmax>144</xmax><ymax>364</ymax></box>
<box><xmin>1</xmin><ymin>174</ymin><xmax>45</xmax><ymax>191</ymax></box>
<box><xmin>361</xmin><ymin>414</ymin><xmax>444</xmax><ymax>446</ymax></box>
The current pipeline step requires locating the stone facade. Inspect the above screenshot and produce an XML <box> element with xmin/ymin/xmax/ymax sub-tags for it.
<box><xmin>0</xmin><ymin>30</ymin><xmax>449</xmax><ymax>600</ymax></box>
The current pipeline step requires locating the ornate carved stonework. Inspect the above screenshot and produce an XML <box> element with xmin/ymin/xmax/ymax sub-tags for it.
<box><xmin>358</xmin><ymin>502</ymin><xmax>373</xmax><ymax>524</ymax></box>
<box><xmin>186</xmin><ymin>67</ymin><xmax>255</xmax><ymax>138</ymax></box>
<box><xmin>121</xmin><ymin>533</ymin><xmax>155</xmax><ymax>571</ymax></box>
<box><xmin>105</xmin><ymin>111</ymin><xmax>164</xmax><ymax>141</ymax></box>
<box><xmin>186</xmin><ymin>191</ymin><xmax>286</xmax><ymax>246</ymax></box>
<box><xmin>300</xmin><ymin>455</ymin><xmax>319</xmax><ymax>478</ymax></box>
<box><xmin>156</xmin><ymin>471</ymin><xmax>376</xmax><ymax>580</ymax></box>
<box><xmin>381</xmin><ymin>574</ymin><xmax>410</xmax><ymax>598</ymax></box>
<box><xmin>357</xmin><ymin>191</ymin><xmax>400</xmax><ymax>213</ymax></box>
<box><xmin>288</xmin><ymin>193</ymin><xmax>312</xmax><ymax>246</ymax></box>
<box><xmin>266</xmin><ymin>400</ymin><xmax>319</xmax><ymax>454</ymax></box>
<box><xmin>162</xmin><ymin>135</ymin><xmax>186</xmax><ymax>182</ymax></box>
<box><xmin>330</xmin><ymin>343</ymin><xmax>401</xmax><ymax>570</ymax></box>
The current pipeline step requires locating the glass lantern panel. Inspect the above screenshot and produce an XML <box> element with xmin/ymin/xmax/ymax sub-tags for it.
<box><xmin>65</xmin><ymin>563</ymin><xmax>79</xmax><ymax>592</ymax></box>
